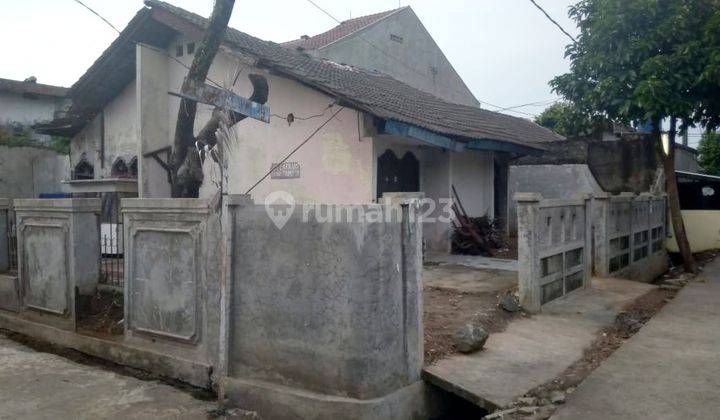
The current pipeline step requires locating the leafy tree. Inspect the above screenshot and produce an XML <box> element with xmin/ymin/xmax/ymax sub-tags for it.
<box><xmin>534</xmin><ymin>101</ymin><xmax>609</xmax><ymax>137</ymax></box>
<box><xmin>698</xmin><ymin>132</ymin><xmax>720</xmax><ymax>175</ymax></box>
<box><xmin>550</xmin><ymin>0</ymin><xmax>720</xmax><ymax>272</ymax></box>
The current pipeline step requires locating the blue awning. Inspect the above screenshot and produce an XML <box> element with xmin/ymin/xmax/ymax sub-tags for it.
<box><xmin>383</xmin><ymin>120</ymin><xmax>544</xmax><ymax>156</ymax></box>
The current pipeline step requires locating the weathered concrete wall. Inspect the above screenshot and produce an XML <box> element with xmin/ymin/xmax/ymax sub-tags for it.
<box><xmin>593</xmin><ymin>193</ymin><xmax>668</xmax><ymax>282</ymax></box>
<box><xmin>69</xmin><ymin>81</ymin><xmax>138</xmax><ymax>180</ymax></box>
<box><xmin>314</xmin><ymin>8</ymin><xmax>479</xmax><ymax>107</ymax></box>
<box><xmin>136</xmin><ymin>44</ymin><xmax>171</xmax><ymax>198</ymax></box>
<box><xmin>121</xmin><ymin>198</ymin><xmax>221</xmax><ymax>370</ymax></box>
<box><xmin>164</xmin><ymin>34</ymin><xmax>374</xmax><ymax>204</ymax></box>
<box><xmin>508</xmin><ymin>164</ymin><xmax>603</xmax><ymax>236</ymax></box>
<box><xmin>221</xmin><ymin>197</ymin><xmax>426</xmax><ymax>418</ymax></box>
<box><xmin>12</xmin><ymin>199</ymin><xmax>100</xmax><ymax>329</ymax></box>
<box><xmin>0</xmin><ymin>146</ymin><xmax>69</xmax><ymax>198</ymax></box>
<box><xmin>515</xmin><ymin>193</ymin><xmax>592</xmax><ymax>312</ymax></box>
<box><xmin>422</xmin><ymin>149</ymin><xmax>451</xmax><ymax>254</ymax></box>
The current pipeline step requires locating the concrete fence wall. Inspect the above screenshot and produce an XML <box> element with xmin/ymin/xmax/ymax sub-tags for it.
<box><xmin>594</xmin><ymin>193</ymin><xmax>668</xmax><ymax>282</ymax></box>
<box><xmin>121</xmin><ymin>198</ymin><xmax>222</xmax><ymax>373</ymax></box>
<box><xmin>220</xmin><ymin>195</ymin><xmax>426</xmax><ymax>418</ymax></box>
<box><xmin>515</xmin><ymin>193</ymin><xmax>592</xmax><ymax>312</ymax></box>
<box><xmin>0</xmin><ymin>195</ymin><xmax>427</xmax><ymax>418</ymax></box>
<box><xmin>9</xmin><ymin>199</ymin><xmax>100</xmax><ymax>328</ymax></box>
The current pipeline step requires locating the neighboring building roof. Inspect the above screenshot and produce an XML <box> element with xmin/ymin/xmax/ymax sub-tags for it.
<box><xmin>41</xmin><ymin>0</ymin><xmax>564</xmax><ymax>149</ymax></box>
<box><xmin>0</xmin><ymin>77</ymin><xmax>67</xmax><ymax>99</ymax></box>
<box><xmin>282</xmin><ymin>8</ymin><xmax>404</xmax><ymax>51</ymax></box>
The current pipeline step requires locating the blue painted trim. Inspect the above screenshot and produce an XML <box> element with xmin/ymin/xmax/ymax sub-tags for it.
<box><xmin>384</xmin><ymin>120</ymin><xmax>465</xmax><ymax>152</ymax></box>
<box><xmin>384</xmin><ymin>120</ymin><xmax>544</xmax><ymax>156</ymax></box>
<box><xmin>466</xmin><ymin>139</ymin><xmax>544</xmax><ymax>156</ymax></box>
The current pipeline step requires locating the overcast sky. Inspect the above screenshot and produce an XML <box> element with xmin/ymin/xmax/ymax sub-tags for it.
<box><xmin>1</xmin><ymin>0</ymin><xmax>579</xmax><ymax>119</ymax></box>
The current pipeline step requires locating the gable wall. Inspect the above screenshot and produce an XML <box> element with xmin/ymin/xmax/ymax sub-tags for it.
<box><xmin>315</xmin><ymin>8</ymin><xmax>479</xmax><ymax>107</ymax></box>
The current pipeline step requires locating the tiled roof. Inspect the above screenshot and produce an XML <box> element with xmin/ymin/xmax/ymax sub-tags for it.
<box><xmin>145</xmin><ymin>1</ymin><xmax>564</xmax><ymax>147</ymax></box>
<box><xmin>282</xmin><ymin>8</ymin><xmax>404</xmax><ymax>51</ymax></box>
<box><xmin>0</xmin><ymin>77</ymin><xmax>67</xmax><ymax>98</ymax></box>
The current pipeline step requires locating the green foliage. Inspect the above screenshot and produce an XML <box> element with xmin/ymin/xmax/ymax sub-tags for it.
<box><xmin>698</xmin><ymin>132</ymin><xmax>720</xmax><ymax>175</ymax></box>
<box><xmin>0</xmin><ymin>125</ymin><xmax>70</xmax><ymax>155</ymax></box>
<box><xmin>551</xmin><ymin>0</ymin><xmax>720</xmax><ymax>131</ymax></box>
<box><xmin>534</xmin><ymin>101</ymin><xmax>610</xmax><ymax>137</ymax></box>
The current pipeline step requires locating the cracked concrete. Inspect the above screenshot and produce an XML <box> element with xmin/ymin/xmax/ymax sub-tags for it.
<box><xmin>0</xmin><ymin>333</ymin><xmax>214</xmax><ymax>420</ymax></box>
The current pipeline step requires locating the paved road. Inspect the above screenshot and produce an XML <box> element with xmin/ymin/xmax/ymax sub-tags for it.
<box><xmin>553</xmin><ymin>258</ymin><xmax>720</xmax><ymax>419</ymax></box>
<box><xmin>0</xmin><ymin>334</ymin><xmax>214</xmax><ymax>419</ymax></box>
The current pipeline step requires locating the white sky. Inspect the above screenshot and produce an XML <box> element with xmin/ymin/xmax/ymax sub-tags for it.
<box><xmin>1</xmin><ymin>0</ymin><xmax>579</xmax><ymax>119</ymax></box>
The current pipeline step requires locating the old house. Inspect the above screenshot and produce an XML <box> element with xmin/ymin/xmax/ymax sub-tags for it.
<box><xmin>38</xmin><ymin>0</ymin><xmax>562</xmax><ymax>253</ymax></box>
<box><xmin>0</xmin><ymin>77</ymin><xmax>69</xmax><ymax>198</ymax></box>
<box><xmin>283</xmin><ymin>7</ymin><xmax>480</xmax><ymax>107</ymax></box>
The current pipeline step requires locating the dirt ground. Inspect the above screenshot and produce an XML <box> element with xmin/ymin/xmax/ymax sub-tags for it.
<box><xmin>424</xmin><ymin>285</ymin><xmax>523</xmax><ymax>365</ymax></box>
<box><xmin>77</xmin><ymin>290</ymin><xmax>124</xmax><ymax>336</ymax></box>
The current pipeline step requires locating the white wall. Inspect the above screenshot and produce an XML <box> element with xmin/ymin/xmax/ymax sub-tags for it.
<box><xmin>450</xmin><ymin>150</ymin><xmax>494</xmax><ymax>218</ymax></box>
<box><xmin>0</xmin><ymin>92</ymin><xmax>56</xmax><ymax>126</ymax></box>
<box><xmin>69</xmin><ymin>82</ymin><xmax>138</xmax><ymax>179</ymax></box>
<box><xmin>164</xmin><ymin>34</ymin><xmax>374</xmax><ymax>203</ymax></box>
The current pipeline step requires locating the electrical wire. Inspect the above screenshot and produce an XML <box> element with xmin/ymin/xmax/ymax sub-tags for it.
<box><xmin>245</xmin><ymin>106</ymin><xmax>345</xmax><ymax>194</ymax></box>
<box><xmin>70</xmin><ymin>0</ymin><xmax>232</xmax><ymax>94</ymax></box>
<box><xmin>528</xmin><ymin>0</ymin><xmax>577</xmax><ymax>44</ymax></box>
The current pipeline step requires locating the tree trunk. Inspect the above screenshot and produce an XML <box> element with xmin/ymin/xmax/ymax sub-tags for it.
<box><xmin>655</xmin><ymin>117</ymin><xmax>697</xmax><ymax>273</ymax></box>
<box><xmin>170</xmin><ymin>0</ymin><xmax>235</xmax><ymax>198</ymax></box>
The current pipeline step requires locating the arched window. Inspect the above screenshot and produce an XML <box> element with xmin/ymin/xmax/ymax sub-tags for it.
<box><xmin>376</xmin><ymin>149</ymin><xmax>420</xmax><ymax>199</ymax></box>
<box><xmin>111</xmin><ymin>158</ymin><xmax>128</xmax><ymax>177</ymax></box>
<box><xmin>128</xmin><ymin>157</ymin><xmax>138</xmax><ymax>178</ymax></box>
<box><xmin>73</xmin><ymin>158</ymin><xmax>94</xmax><ymax>180</ymax></box>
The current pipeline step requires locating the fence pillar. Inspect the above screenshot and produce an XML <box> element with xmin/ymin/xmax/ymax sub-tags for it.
<box><xmin>593</xmin><ymin>192</ymin><xmax>611</xmax><ymax>277</ymax></box>
<box><xmin>14</xmin><ymin>198</ymin><xmax>101</xmax><ymax>330</ymax></box>
<box><xmin>516</xmin><ymin>193</ymin><xmax>542</xmax><ymax>312</ymax></box>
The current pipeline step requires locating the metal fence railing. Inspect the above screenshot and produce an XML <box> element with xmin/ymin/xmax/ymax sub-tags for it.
<box><xmin>99</xmin><ymin>192</ymin><xmax>124</xmax><ymax>288</ymax></box>
<box><xmin>1</xmin><ymin>206</ymin><xmax>18</xmax><ymax>273</ymax></box>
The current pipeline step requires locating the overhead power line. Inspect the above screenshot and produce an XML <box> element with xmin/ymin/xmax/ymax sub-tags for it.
<box><xmin>245</xmin><ymin>106</ymin><xmax>346</xmax><ymax>194</ymax></box>
<box><xmin>528</xmin><ymin>0</ymin><xmax>577</xmax><ymax>44</ymax></box>
<box><xmin>70</xmin><ymin>0</ymin><xmax>233</xmax><ymax>94</ymax></box>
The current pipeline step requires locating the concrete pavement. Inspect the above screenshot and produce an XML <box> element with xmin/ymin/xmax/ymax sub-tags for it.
<box><xmin>553</xmin><ymin>258</ymin><xmax>720</xmax><ymax>419</ymax></box>
<box><xmin>0</xmin><ymin>333</ymin><xmax>214</xmax><ymax>419</ymax></box>
<box><xmin>423</xmin><ymin>277</ymin><xmax>655</xmax><ymax>410</ymax></box>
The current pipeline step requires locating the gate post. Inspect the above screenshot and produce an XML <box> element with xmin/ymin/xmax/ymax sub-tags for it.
<box><xmin>515</xmin><ymin>193</ymin><xmax>542</xmax><ymax>312</ymax></box>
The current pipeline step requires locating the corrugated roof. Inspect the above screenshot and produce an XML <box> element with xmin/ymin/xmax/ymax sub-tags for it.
<box><xmin>145</xmin><ymin>0</ymin><xmax>564</xmax><ymax>147</ymax></box>
<box><xmin>282</xmin><ymin>8</ymin><xmax>404</xmax><ymax>51</ymax></box>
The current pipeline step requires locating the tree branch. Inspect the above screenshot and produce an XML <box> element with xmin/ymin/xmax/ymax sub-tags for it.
<box><xmin>170</xmin><ymin>0</ymin><xmax>235</xmax><ymax>197</ymax></box>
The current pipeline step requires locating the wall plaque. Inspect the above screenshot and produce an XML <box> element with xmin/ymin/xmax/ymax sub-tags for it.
<box><xmin>270</xmin><ymin>162</ymin><xmax>301</xmax><ymax>179</ymax></box>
